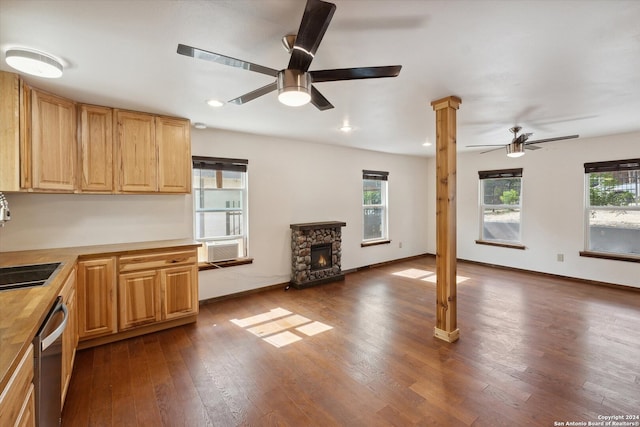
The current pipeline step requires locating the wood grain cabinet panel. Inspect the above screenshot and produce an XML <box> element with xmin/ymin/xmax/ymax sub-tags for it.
<box><xmin>79</xmin><ymin>104</ymin><xmax>113</xmax><ymax>192</ymax></box>
<box><xmin>115</xmin><ymin>110</ymin><xmax>156</xmax><ymax>193</ymax></box>
<box><xmin>156</xmin><ymin>116</ymin><xmax>191</xmax><ymax>193</ymax></box>
<box><xmin>77</xmin><ymin>257</ymin><xmax>117</xmax><ymax>340</ymax></box>
<box><xmin>30</xmin><ymin>89</ymin><xmax>77</xmax><ymax>191</ymax></box>
<box><xmin>162</xmin><ymin>265</ymin><xmax>198</xmax><ymax>320</ymax></box>
<box><xmin>0</xmin><ymin>71</ymin><xmax>21</xmax><ymax>192</ymax></box>
<box><xmin>60</xmin><ymin>268</ymin><xmax>77</xmax><ymax>408</ymax></box>
<box><xmin>118</xmin><ymin>270</ymin><xmax>162</xmax><ymax>330</ymax></box>
<box><xmin>0</xmin><ymin>344</ymin><xmax>34</xmax><ymax>427</ymax></box>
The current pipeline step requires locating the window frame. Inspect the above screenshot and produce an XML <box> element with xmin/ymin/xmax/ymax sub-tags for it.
<box><xmin>362</xmin><ymin>170</ymin><xmax>389</xmax><ymax>244</ymax></box>
<box><xmin>582</xmin><ymin>158</ymin><xmax>640</xmax><ymax>261</ymax></box>
<box><xmin>477</xmin><ymin>168</ymin><xmax>524</xmax><ymax>248</ymax></box>
<box><xmin>192</xmin><ymin>156</ymin><xmax>249</xmax><ymax>259</ymax></box>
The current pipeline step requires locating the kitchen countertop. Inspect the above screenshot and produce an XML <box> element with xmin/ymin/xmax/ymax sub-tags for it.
<box><xmin>0</xmin><ymin>238</ymin><xmax>200</xmax><ymax>392</ymax></box>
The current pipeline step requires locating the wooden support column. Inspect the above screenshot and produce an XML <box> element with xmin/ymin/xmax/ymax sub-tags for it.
<box><xmin>431</xmin><ymin>95</ymin><xmax>461</xmax><ymax>343</ymax></box>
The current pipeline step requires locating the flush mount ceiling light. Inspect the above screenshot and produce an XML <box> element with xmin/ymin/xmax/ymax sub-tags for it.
<box><xmin>5</xmin><ymin>48</ymin><xmax>63</xmax><ymax>78</ymax></box>
<box><xmin>277</xmin><ymin>69</ymin><xmax>311</xmax><ymax>107</ymax></box>
<box><xmin>506</xmin><ymin>141</ymin><xmax>525</xmax><ymax>158</ymax></box>
<box><xmin>193</xmin><ymin>122</ymin><xmax>207</xmax><ymax>129</ymax></box>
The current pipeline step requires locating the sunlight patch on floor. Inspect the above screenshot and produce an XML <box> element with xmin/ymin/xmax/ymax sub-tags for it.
<box><xmin>392</xmin><ymin>268</ymin><xmax>470</xmax><ymax>284</ymax></box>
<box><xmin>392</xmin><ymin>268</ymin><xmax>435</xmax><ymax>279</ymax></box>
<box><xmin>230</xmin><ymin>307</ymin><xmax>292</xmax><ymax>328</ymax></box>
<box><xmin>231</xmin><ymin>308</ymin><xmax>333</xmax><ymax>347</ymax></box>
<box><xmin>421</xmin><ymin>274</ymin><xmax>470</xmax><ymax>284</ymax></box>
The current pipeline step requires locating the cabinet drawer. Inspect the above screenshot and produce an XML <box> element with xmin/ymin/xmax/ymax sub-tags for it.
<box><xmin>119</xmin><ymin>249</ymin><xmax>197</xmax><ymax>273</ymax></box>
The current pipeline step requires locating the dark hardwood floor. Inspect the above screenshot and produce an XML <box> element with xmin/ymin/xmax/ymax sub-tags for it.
<box><xmin>62</xmin><ymin>256</ymin><xmax>640</xmax><ymax>426</ymax></box>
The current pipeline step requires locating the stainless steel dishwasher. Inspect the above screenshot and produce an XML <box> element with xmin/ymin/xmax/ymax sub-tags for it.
<box><xmin>33</xmin><ymin>296</ymin><xmax>68</xmax><ymax>427</ymax></box>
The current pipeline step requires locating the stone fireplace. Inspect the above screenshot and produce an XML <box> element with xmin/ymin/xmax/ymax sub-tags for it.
<box><xmin>290</xmin><ymin>221</ymin><xmax>346</xmax><ymax>289</ymax></box>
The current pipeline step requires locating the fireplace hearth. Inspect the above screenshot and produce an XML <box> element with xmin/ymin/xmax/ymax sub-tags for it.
<box><xmin>290</xmin><ymin>221</ymin><xmax>346</xmax><ymax>289</ymax></box>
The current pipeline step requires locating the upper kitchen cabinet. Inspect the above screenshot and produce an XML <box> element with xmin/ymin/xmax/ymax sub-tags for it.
<box><xmin>28</xmin><ymin>88</ymin><xmax>77</xmax><ymax>191</ymax></box>
<box><xmin>115</xmin><ymin>110</ymin><xmax>157</xmax><ymax>193</ymax></box>
<box><xmin>0</xmin><ymin>72</ymin><xmax>21</xmax><ymax>192</ymax></box>
<box><xmin>156</xmin><ymin>116</ymin><xmax>191</xmax><ymax>193</ymax></box>
<box><xmin>79</xmin><ymin>104</ymin><xmax>113</xmax><ymax>192</ymax></box>
<box><xmin>115</xmin><ymin>111</ymin><xmax>191</xmax><ymax>194</ymax></box>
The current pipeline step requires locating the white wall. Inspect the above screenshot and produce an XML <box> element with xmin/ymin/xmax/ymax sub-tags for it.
<box><xmin>427</xmin><ymin>131</ymin><xmax>640</xmax><ymax>289</ymax></box>
<box><xmin>192</xmin><ymin>129</ymin><xmax>430</xmax><ymax>300</ymax></box>
<box><xmin>0</xmin><ymin>129</ymin><xmax>430</xmax><ymax>300</ymax></box>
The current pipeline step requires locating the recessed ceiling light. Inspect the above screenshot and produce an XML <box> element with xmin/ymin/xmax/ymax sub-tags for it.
<box><xmin>193</xmin><ymin>122</ymin><xmax>207</xmax><ymax>129</ymax></box>
<box><xmin>5</xmin><ymin>48</ymin><xmax>63</xmax><ymax>78</ymax></box>
<box><xmin>206</xmin><ymin>99</ymin><xmax>224</xmax><ymax>107</ymax></box>
<box><xmin>340</xmin><ymin>125</ymin><xmax>352</xmax><ymax>133</ymax></box>
<box><xmin>422</xmin><ymin>140</ymin><xmax>432</xmax><ymax>147</ymax></box>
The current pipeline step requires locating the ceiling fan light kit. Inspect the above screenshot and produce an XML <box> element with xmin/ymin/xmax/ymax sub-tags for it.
<box><xmin>506</xmin><ymin>142</ymin><xmax>525</xmax><ymax>158</ymax></box>
<box><xmin>5</xmin><ymin>48</ymin><xmax>63</xmax><ymax>78</ymax></box>
<box><xmin>277</xmin><ymin>69</ymin><xmax>312</xmax><ymax>107</ymax></box>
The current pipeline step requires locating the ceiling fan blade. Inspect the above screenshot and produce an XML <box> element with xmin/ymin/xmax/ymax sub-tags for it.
<box><xmin>177</xmin><ymin>44</ymin><xmax>278</xmax><ymax>78</ymax></box>
<box><xmin>227</xmin><ymin>81</ymin><xmax>277</xmax><ymax>105</ymax></box>
<box><xmin>525</xmin><ymin>134</ymin><xmax>579</xmax><ymax>145</ymax></box>
<box><xmin>479</xmin><ymin>147</ymin><xmax>505</xmax><ymax>154</ymax></box>
<box><xmin>310</xmin><ymin>65</ymin><xmax>402</xmax><ymax>82</ymax></box>
<box><xmin>288</xmin><ymin>0</ymin><xmax>336</xmax><ymax>72</ymax></box>
<box><xmin>310</xmin><ymin>85</ymin><xmax>334</xmax><ymax>110</ymax></box>
<box><xmin>525</xmin><ymin>145</ymin><xmax>542</xmax><ymax>151</ymax></box>
<box><xmin>467</xmin><ymin>144</ymin><xmax>508</xmax><ymax>148</ymax></box>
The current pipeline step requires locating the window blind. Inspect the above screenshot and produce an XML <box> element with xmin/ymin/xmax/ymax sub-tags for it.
<box><xmin>478</xmin><ymin>168</ymin><xmax>523</xmax><ymax>180</ymax></box>
<box><xmin>362</xmin><ymin>170</ymin><xmax>389</xmax><ymax>181</ymax></box>
<box><xmin>584</xmin><ymin>158</ymin><xmax>640</xmax><ymax>173</ymax></box>
<box><xmin>192</xmin><ymin>156</ymin><xmax>248</xmax><ymax>172</ymax></box>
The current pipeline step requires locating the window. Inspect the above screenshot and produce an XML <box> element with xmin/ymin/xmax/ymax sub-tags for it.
<box><xmin>584</xmin><ymin>158</ymin><xmax>640</xmax><ymax>258</ymax></box>
<box><xmin>362</xmin><ymin>170</ymin><xmax>388</xmax><ymax>242</ymax></box>
<box><xmin>478</xmin><ymin>168</ymin><xmax>523</xmax><ymax>245</ymax></box>
<box><xmin>192</xmin><ymin>156</ymin><xmax>248</xmax><ymax>259</ymax></box>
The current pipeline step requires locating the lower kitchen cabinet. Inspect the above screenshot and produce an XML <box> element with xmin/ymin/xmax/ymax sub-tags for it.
<box><xmin>118</xmin><ymin>269</ymin><xmax>162</xmax><ymax>330</ymax></box>
<box><xmin>0</xmin><ymin>344</ymin><xmax>35</xmax><ymax>427</ymax></box>
<box><xmin>162</xmin><ymin>265</ymin><xmax>198</xmax><ymax>321</ymax></box>
<box><xmin>77</xmin><ymin>257</ymin><xmax>117</xmax><ymax>340</ymax></box>
<box><xmin>60</xmin><ymin>268</ymin><xmax>78</xmax><ymax>408</ymax></box>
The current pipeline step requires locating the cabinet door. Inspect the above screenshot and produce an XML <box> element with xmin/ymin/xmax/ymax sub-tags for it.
<box><xmin>161</xmin><ymin>265</ymin><xmax>198</xmax><ymax>320</ymax></box>
<box><xmin>0</xmin><ymin>71</ymin><xmax>21</xmax><ymax>192</ymax></box>
<box><xmin>79</xmin><ymin>104</ymin><xmax>113</xmax><ymax>192</ymax></box>
<box><xmin>60</xmin><ymin>270</ymin><xmax>77</xmax><ymax>408</ymax></box>
<box><xmin>77</xmin><ymin>258</ymin><xmax>117</xmax><ymax>339</ymax></box>
<box><xmin>118</xmin><ymin>270</ymin><xmax>161</xmax><ymax>330</ymax></box>
<box><xmin>30</xmin><ymin>89</ymin><xmax>77</xmax><ymax>191</ymax></box>
<box><xmin>156</xmin><ymin>116</ymin><xmax>191</xmax><ymax>193</ymax></box>
<box><xmin>115</xmin><ymin>110</ymin><xmax>156</xmax><ymax>192</ymax></box>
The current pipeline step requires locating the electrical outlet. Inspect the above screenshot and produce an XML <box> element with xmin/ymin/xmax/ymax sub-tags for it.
<box><xmin>399</xmin><ymin>241</ymin><xmax>403</xmax><ymax>248</ymax></box>
<box><xmin>557</xmin><ymin>253</ymin><xmax>564</xmax><ymax>262</ymax></box>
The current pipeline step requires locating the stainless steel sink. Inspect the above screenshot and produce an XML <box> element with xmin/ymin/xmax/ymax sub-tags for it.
<box><xmin>0</xmin><ymin>262</ymin><xmax>63</xmax><ymax>291</ymax></box>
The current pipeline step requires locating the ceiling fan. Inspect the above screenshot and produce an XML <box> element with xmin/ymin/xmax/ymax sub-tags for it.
<box><xmin>177</xmin><ymin>0</ymin><xmax>402</xmax><ymax>110</ymax></box>
<box><xmin>468</xmin><ymin>126</ymin><xmax>579</xmax><ymax>157</ymax></box>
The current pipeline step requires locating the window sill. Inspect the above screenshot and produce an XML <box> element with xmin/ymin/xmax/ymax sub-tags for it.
<box><xmin>361</xmin><ymin>239</ymin><xmax>391</xmax><ymax>248</ymax></box>
<box><xmin>579</xmin><ymin>251</ymin><xmax>640</xmax><ymax>263</ymax></box>
<box><xmin>198</xmin><ymin>258</ymin><xmax>254</xmax><ymax>271</ymax></box>
<box><xmin>475</xmin><ymin>240</ymin><xmax>526</xmax><ymax>250</ymax></box>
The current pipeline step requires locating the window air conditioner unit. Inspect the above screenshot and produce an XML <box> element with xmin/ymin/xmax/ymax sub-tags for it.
<box><xmin>206</xmin><ymin>241</ymin><xmax>239</xmax><ymax>263</ymax></box>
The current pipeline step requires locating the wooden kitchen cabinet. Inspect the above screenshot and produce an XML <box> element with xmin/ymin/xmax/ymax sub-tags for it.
<box><xmin>118</xmin><ymin>248</ymin><xmax>199</xmax><ymax>331</ymax></box>
<box><xmin>118</xmin><ymin>269</ymin><xmax>162</xmax><ymax>330</ymax></box>
<box><xmin>156</xmin><ymin>116</ymin><xmax>191</xmax><ymax>193</ymax></box>
<box><xmin>28</xmin><ymin>88</ymin><xmax>77</xmax><ymax>191</ymax></box>
<box><xmin>79</xmin><ymin>104</ymin><xmax>113</xmax><ymax>192</ymax></box>
<box><xmin>0</xmin><ymin>344</ymin><xmax>35</xmax><ymax>427</ymax></box>
<box><xmin>59</xmin><ymin>268</ymin><xmax>77</xmax><ymax>408</ymax></box>
<box><xmin>162</xmin><ymin>264</ymin><xmax>198</xmax><ymax>321</ymax></box>
<box><xmin>0</xmin><ymin>71</ymin><xmax>21</xmax><ymax>192</ymax></box>
<box><xmin>77</xmin><ymin>257</ymin><xmax>117</xmax><ymax>340</ymax></box>
<box><xmin>115</xmin><ymin>110</ymin><xmax>157</xmax><ymax>193</ymax></box>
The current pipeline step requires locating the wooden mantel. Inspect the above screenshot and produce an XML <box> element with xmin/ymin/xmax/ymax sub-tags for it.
<box><xmin>431</xmin><ymin>95</ymin><xmax>461</xmax><ymax>343</ymax></box>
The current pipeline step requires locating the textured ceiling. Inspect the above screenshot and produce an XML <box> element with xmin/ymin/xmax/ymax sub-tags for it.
<box><xmin>1</xmin><ymin>0</ymin><xmax>639</xmax><ymax>157</ymax></box>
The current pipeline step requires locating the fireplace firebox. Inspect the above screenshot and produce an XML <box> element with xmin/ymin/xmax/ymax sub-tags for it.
<box><xmin>290</xmin><ymin>221</ymin><xmax>346</xmax><ymax>289</ymax></box>
<box><xmin>311</xmin><ymin>243</ymin><xmax>332</xmax><ymax>271</ymax></box>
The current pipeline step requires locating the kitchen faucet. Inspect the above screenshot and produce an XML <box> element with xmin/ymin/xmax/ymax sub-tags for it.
<box><xmin>0</xmin><ymin>192</ymin><xmax>10</xmax><ymax>226</ymax></box>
